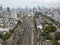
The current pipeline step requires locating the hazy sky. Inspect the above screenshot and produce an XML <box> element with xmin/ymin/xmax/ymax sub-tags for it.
<box><xmin>0</xmin><ymin>0</ymin><xmax>60</xmax><ymax>8</ymax></box>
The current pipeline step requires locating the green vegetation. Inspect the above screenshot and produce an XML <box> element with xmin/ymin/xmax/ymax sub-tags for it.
<box><xmin>0</xmin><ymin>20</ymin><xmax>22</xmax><ymax>40</ymax></box>
<box><xmin>1</xmin><ymin>32</ymin><xmax>11</xmax><ymax>41</ymax></box>
<box><xmin>18</xmin><ymin>20</ymin><xmax>22</xmax><ymax>25</ymax></box>
<box><xmin>41</xmin><ymin>32</ymin><xmax>60</xmax><ymax>45</ymax></box>
<box><xmin>37</xmin><ymin>13</ymin><xmax>60</xmax><ymax>45</ymax></box>
<box><xmin>0</xmin><ymin>32</ymin><xmax>11</xmax><ymax>41</ymax></box>
<box><xmin>0</xmin><ymin>34</ymin><xmax>2</xmax><ymax>38</ymax></box>
<box><xmin>41</xmin><ymin>31</ymin><xmax>52</xmax><ymax>40</ymax></box>
<box><xmin>45</xmin><ymin>25</ymin><xmax>57</xmax><ymax>32</ymax></box>
<box><xmin>35</xmin><ymin>12</ymin><xmax>60</xmax><ymax>45</ymax></box>
<box><xmin>55</xmin><ymin>32</ymin><xmax>60</xmax><ymax>40</ymax></box>
<box><xmin>51</xmin><ymin>40</ymin><xmax>60</xmax><ymax>45</ymax></box>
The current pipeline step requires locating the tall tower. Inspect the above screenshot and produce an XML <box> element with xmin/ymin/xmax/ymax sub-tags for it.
<box><xmin>6</xmin><ymin>7</ymin><xmax>11</xmax><ymax>18</ymax></box>
<box><xmin>0</xmin><ymin>4</ymin><xmax>2</xmax><ymax>11</ymax></box>
<box><xmin>7</xmin><ymin>7</ymin><xmax>10</xmax><ymax>12</ymax></box>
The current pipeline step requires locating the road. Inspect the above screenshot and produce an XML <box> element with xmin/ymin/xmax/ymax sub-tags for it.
<box><xmin>2</xmin><ymin>16</ymin><xmax>37</xmax><ymax>45</ymax></box>
<box><xmin>21</xmin><ymin>16</ymin><xmax>37</xmax><ymax>45</ymax></box>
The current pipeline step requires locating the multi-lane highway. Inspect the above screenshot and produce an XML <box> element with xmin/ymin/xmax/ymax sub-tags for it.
<box><xmin>21</xmin><ymin>16</ymin><xmax>36</xmax><ymax>45</ymax></box>
<box><xmin>3</xmin><ymin>16</ymin><xmax>37</xmax><ymax>45</ymax></box>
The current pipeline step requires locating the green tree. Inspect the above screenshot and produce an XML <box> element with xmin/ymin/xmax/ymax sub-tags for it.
<box><xmin>0</xmin><ymin>34</ymin><xmax>2</xmax><ymax>38</ymax></box>
<box><xmin>55</xmin><ymin>32</ymin><xmax>60</xmax><ymax>40</ymax></box>
<box><xmin>45</xmin><ymin>25</ymin><xmax>57</xmax><ymax>32</ymax></box>
<box><xmin>18</xmin><ymin>20</ymin><xmax>22</xmax><ymax>25</ymax></box>
<box><xmin>2</xmin><ymin>32</ymin><xmax>11</xmax><ymax>40</ymax></box>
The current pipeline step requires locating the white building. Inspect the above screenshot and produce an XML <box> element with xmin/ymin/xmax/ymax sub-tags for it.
<box><xmin>37</xmin><ymin>25</ymin><xmax>43</xmax><ymax>29</ymax></box>
<box><xmin>0</xmin><ymin>28</ymin><xmax>9</xmax><ymax>34</ymax></box>
<box><xmin>10</xmin><ymin>9</ymin><xmax>17</xmax><ymax>19</ymax></box>
<box><xmin>36</xmin><ymin>18</ymin><xmax>43</xmax><ymax>29</ymax></box>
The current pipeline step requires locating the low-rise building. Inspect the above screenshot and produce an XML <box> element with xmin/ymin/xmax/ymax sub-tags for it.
<box><xmin>0</xmin><ymin>39</ymin><xmax>4</xmax><ymax>45</ymax></box>
<box><xmin>36</xmin><ymin>16</ymin><xmax>43</xmax><ymax>29</ymax></box>
<box><xmin>0</xmin><ymin>28</ymin><xmax>9</xmax><ymax>34</ymax></box>
<box><xmin>42</xmin><ymin>40</ymin><xmax>52</xmax><ymax>45</ymax></box>
<box><xmin>0</xmin><ymin>9</ymin><xmax>18</xmax><ymax>34</ymax></box>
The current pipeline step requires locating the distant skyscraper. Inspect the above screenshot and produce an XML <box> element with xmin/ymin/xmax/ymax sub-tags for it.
<box><xmin>7</xmin><ymin>7</ymin><xmax>11</xmax><ymax>18</ymax></box>
<box><xmin>38</xmin><ymin>5</ymin><xmax>41</xmax><ymax>10</ymax></box>
<box><xmin>7</xmin><ymin>7</ymin><xmax>10</xmax><ymax>12</ymax></box>
<box><xmin>0</xmin><ymin>4</ymin><xmax>3</xmax><ymax>11</ymax></box>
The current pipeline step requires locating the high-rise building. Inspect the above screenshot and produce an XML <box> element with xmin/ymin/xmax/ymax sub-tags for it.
<box><xmin>7</xmin><ymin>7</ymin><xmax>10</xmax><ymax>12</ymax></box>
<box><xmin>12</xmin><ymin>9</ymin><xmax>17</xmax><ymax>19</ymax></box>
<box><xmin>0</xmin><ymin>4</ymin><xmax>3</xmax><ymax>11</ymax></box>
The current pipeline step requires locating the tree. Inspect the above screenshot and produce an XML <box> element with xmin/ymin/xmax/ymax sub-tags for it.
<box><xmin>0</xmin><ymin>34</ymin><xmax>2</xmax><ymax>38</ymax></box>
<box><xmin>45</xmin><ymin>25</ymin><xmax>57</xmax><ymax>32</ymax></box>
<box><xmin>18</xmin><ymin>20</ymin><xmax>22</xmax><ymax>25</ymax></box>
<box><xmin>41</xmin><ymin>32</ymin><xmax>52</xmax><ymax>40</ymax></box>
<box><xmin>2</xmin><ymin>32</ymin><xmax>11</xmax><ymax>40</ymax></box>
<box><xmin>55</xmin><ymin>32</ymin><xmax>60</xmax><ymax>40</ymax></box>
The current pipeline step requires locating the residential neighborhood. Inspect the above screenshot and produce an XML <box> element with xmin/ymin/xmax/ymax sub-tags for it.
<box><xmin>0</xmin><ymin>0</ymin><xmax>60</xmax><ymax>45</ymax></box>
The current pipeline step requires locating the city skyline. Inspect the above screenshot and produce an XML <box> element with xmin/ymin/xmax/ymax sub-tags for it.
<box><xmin>0</xmin><ymin>0</ymin><xmax>60</xmax><ymax>8</ymax></box>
